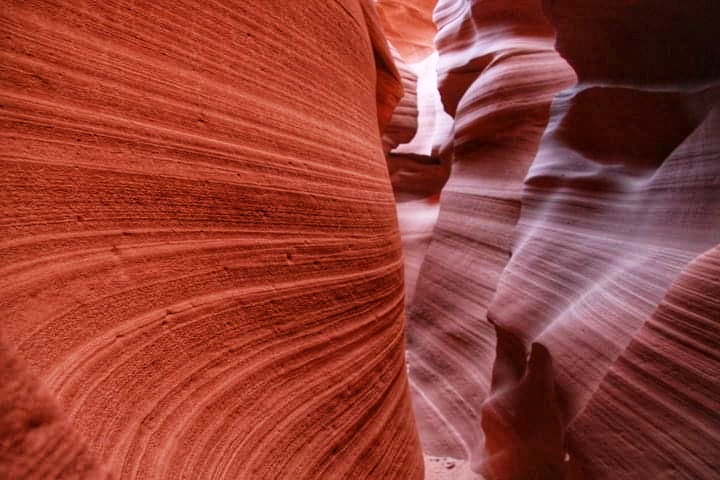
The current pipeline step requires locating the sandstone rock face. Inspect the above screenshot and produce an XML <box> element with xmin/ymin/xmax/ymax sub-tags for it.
<box><xmin>485</xmin><ymin>1</ymin><xmax>720</xmax><ymax>477</ymax></box>
<box><xmin>401</xmin><ymin>0</ymin><xmax>720</xmax><ymax>479</ymax></box>
<box><xmin>382</xmin><ymin>46</ymin><xmax>419</xmax><ymax>155</ymax></box>
<box><xmin>565</xmin><ymin>245</ymin><xmax>720</xmax><ymax>479</ymax></box>
<box><xmin>396</xmin><ymin>199</ymin><xmax>440</xmax><ymax>306</ymax></box>
<box><xmin>3</xmin><ymin>0</ymin><xmax>719</xmax><ymax>479</ymax></box>
<box><xmin>383</xmin><ymin>52</ymin><xmax>451</xmax><ymax>203</ymax></box>
<box><xmin>404</xmin><ymin>0</ymin><xmax>575</xmax><ymax>467</ymax></box>
<box><xmin>376</xmin><ymin>0</ymin><xmax>449</xmax><ymax>319</ymax></box>
<box><xmin>0</xmin><ymin>1</ymin><xmax>424</xmax><ymax>478</ymax></box>
<box><xmin>486</xmin><ymin>83</ymin><xmax>720</xmax><ymax>479</ymax></box>
<box><xmin>0</xmin><ymin>339</ymin><xmax>110</xmax><ymax>479</ymax></box>
<box><xmin>376</xmin><ymin>0</ymin><xmax>437</xmax><ymax>62</ymax></box>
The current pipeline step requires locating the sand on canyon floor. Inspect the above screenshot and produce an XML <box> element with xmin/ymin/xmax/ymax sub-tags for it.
<box><xmin>424</xmin><ymin>456</ymin><xmax>485</xmax><ymax>480</ymax></box>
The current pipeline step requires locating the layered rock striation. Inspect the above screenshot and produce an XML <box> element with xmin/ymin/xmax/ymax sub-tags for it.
<box><xmin>1</xmin><ymin>1</ymin><xmax>424</xmax><ymax>478</ymax></box>
<box><xmin>400</xmin><ymin>0</ymin><xmax>720</xmax><ymax>479</ymax></box>
<box><xmin>2</xmin><ymin>0</ymin><xmax>719</xmax><ymax>479</ymax></box>
<box><xmin>404</xmin><ymin>0</ymin><xmax>575</xmax><ymax>470</ymax></box>
<box><xmin>485</xmin><ymin>1</ymin><xmax>720</xmax><ymax>478</ymax></box>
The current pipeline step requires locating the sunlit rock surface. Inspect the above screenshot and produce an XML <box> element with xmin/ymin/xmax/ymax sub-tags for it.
<box><xmin>2</xmin><ymin>0</ymin><xmax>719</xmax><ymax>479</ymax></box>
<box><xmin>0</xmin><ymin>1</ymin><xmax>424</xmax><ymax>478</ymax></box>
<box><xmin>376</xmin><ymin>0</ymin><xmax>437</xmax><ymax>62</ymax></box>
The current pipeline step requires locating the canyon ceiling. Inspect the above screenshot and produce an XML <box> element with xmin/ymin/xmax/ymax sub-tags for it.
<box><xmin>1</xmin><ymin>1</ymin><xmax>719</xmax><ymax>479</ymax></box>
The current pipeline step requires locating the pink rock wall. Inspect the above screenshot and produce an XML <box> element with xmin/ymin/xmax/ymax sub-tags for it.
<box><xmin>401</xmin><ymin>0</ymin><xmax>720</xmax><ymax>479</ymax></box>
<box><xmin>565</xmin><ymin>244</ymin><xmax>720</xmax><ymax>479</ymax></box>
<box><xmin>404</xmin><ymin>0</ymin><xmax>575</xmax><ymax>465</ymax></box>
<box><xmin>484</xmin><ymin>1</ymin><xmax>720</xmax><ymax>478</ymax></box>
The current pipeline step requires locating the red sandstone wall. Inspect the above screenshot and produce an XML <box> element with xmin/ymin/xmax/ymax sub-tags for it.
<box><xmin>0</xmin><ymin>2</ymin><xmax>424</xmax><ymax>478</ymax></box>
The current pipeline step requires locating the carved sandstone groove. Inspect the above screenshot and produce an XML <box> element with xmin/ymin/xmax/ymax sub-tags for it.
<box><xmin>482</xmin><ymin>1</ymin><xmax>720</xmax><ymax>478</ymax></box>
<box><xmin>404</xmin><ymin>0</ymin><xmax>574</xmax><ymax>469</ymax></box>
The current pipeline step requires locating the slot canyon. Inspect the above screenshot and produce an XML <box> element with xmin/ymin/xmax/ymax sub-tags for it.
<box><xmin>1</xmin><ymin>1</ymin><xmax>719</xmax><ymax>479</ymax></box>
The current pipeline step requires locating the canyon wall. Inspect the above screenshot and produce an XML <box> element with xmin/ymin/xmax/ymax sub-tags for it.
<box><xmin>403</xmin><ymin>0</ymin><xmax>720</xmax><ymax>479</ymax></box>
<box><xmin>404</xmin><ymin>0</ymin><xmax>575</xmax><ymax>468</ymax></box>
<box><xmin>0</xmin><ymin>1</ymin><xmax>424</xmax><ymax>478</ymax></box>
<box><xmin>376</xmin><ymin>0</ymin><xmax>437</xmax><ymax>63</ymax></box>
<box><xmin>3</xmin><ymin>0</ymin><xmax>719</xmax><ymax>479</ymax></box>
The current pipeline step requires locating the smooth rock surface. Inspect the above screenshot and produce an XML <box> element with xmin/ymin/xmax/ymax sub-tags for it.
<box><xmin>404</xmin><ymin>0</ymin><xmax>575</xmax><ymax>467</ymax></box>
<box><xmin>383</xmin><ymin>45</ymin><xmax>419</xmax><ymax>154</ymax></box>
<box><xmin>376</xmin><ymin>0</ymin><xmax>438</xmax><ymax>62</ymax></box>
<box><xmin>567</xmin><ymin>244</ymin><xmax>720</xmax><ymax>479</ymax></box>
<box><xmin>398</xmin><ymin>0</ymin><xmax>720</xmax><ymax>479</ymax></box>
<box><xmin>484</xmin><ymin>1</ymin><xmax>720</xmax><ymax>477</ymax></box>
<box><xmin>394</xmin><ymin>0</ymin><xmax>720</xmax><ymax>479</ymax></box>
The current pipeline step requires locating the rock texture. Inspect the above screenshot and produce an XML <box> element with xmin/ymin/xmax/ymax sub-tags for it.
<box><xmin>382</xmin><ymin>46</ymin><xmax>419</xmax><ymax>155</ymax></box>
<box><xmin>401</xmin><ymin>0</ymin><xmax>720</xmax><ymax>479</ymax></box>
<box><xmin>0</xmin><ymin>1</ymin><xmax>424</xmax><ymax>479</ymax></box>
<box><xmin>486</xmin><ymin>84</ymin><xmax>720</xmax><ymax>480</ymax></box>
<box><xmin>376</xmin><ymin>0</ymin><xmax>437</xmax><ymax>62</ymax></box>
<box><xmin>565</xmin><ymin>245</ymin><xmax>720</xmax><ymax>479</ymax></box>
<box><xmin>396</xmin><ymin>199</ymin><xmax>440</xmax><ymax>306</ymax></box>
<box><xmin>3</xmin><ymin>0</ymin><xmax>720</xmax><ymax>479</ymax></box>
<box><xmin>0</xmin><ymin>338</ymin><xmax>110</xmax><ymax>479</ymax></box>
<box><xmin>485</xmin><ymin>1</ymin><xmax>720</xmax><ymax>478</ymax></box>
<box><xmin>404</xmin><ymin>0</ymin><xmax>575</xmax><ymax>467</ymax></box>
<box><xmin>376</xmin><ymin>0</ymin><xmax>450</xmax><ymax>320</ymax></box>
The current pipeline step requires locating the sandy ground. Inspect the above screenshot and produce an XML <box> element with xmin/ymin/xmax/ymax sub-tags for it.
<box><xmin>424</xmin><ymin>456</ymin><xmax>485</xmax><ymax>480</ymax></box>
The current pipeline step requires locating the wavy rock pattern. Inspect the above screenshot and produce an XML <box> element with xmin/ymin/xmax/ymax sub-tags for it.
<box><xmin>399</xmin><ymin>0</ymin><xmax>720</xmax><ymax>479</ymax></box>
<box><xmin>404</xmin><ymin>0</ymin><xmax>575</xmax><ymax>467</ymax></box>
<box><xmin>4</xmin><ymin>0</ymin><xmax>719</xmax><ymax>479</ymax></box>
<box><xmin>382</xmin><ymin>46</ymin><xmax>418</xmax><ymax>155</ymax></box>
<box><xmin>376</xmin><ymin>0</ymin><xmax>437</xmax><ymax>62</ymax></box>
<box><xmin>485</xmin><ymin>1</ymin><xmax>720</xmax><ymax>477</ymax></box>
<box><xmin>484</xmin><ymin>87</ymin><xmax>720</xmax><ymax>478</ymax></box>
<box><xmin>0</xmin><ymin>1</ymin><xmax>424</xmax><ymax>478</ymax></box>
<box><xmin>377</xmin><ymin>0</ymin><xmax>449</xmax><ymax>327</ymax></box>
<box><xmin>567</xmin><ymin>245</ymin><xmax>720</xmax><ymax>479</ymax></box>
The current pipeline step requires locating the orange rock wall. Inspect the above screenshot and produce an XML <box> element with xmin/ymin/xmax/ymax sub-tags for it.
<box><xmin>376</xmin><ymin>0</ymin><xmax>437</xmax><ymax>62</ymax></box>
<box><xmin>0</xmin><ymin>1</ymin><xmax>424</xmax><ymax>478</ymax></box>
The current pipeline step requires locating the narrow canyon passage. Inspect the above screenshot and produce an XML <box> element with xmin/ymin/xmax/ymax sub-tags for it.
<box><xmin>383</xmin><ymin>1</ymin><xmax>720</xmax><ymax>479</ymax></box>
<box><xmin>2</xmin><ymin>1</ymin><xmax>720</xmax><ymax>480</ymax></box>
